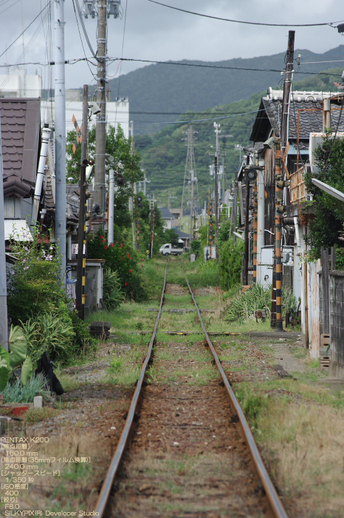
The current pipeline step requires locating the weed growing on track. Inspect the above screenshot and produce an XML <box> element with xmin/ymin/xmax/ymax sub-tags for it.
<box><xmin>24</xmin><ymin>407</ymin><xmax>57</xmax><ymax>424</ymax></box>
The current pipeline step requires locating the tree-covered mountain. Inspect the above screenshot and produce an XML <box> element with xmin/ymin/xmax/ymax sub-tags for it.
<box><xmin>135</xmin><ymin>67</ymin><xmax>343</xmax><ymax>209</ymax></box>
<box><xmin>104</xmin><ymin>46</ymin><xmax>344</xmax><ymax>135</ymax></box>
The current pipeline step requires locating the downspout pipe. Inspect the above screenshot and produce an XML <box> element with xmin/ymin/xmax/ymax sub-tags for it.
<box><xmin>30</xmin><ymin>126</ymin><xmax>52</xmax><ymax>231</ymax></box>
<box><xmin>108</xmin><ymin>169</ymin><xmax>114</xmax><ymax>245</ymax></box>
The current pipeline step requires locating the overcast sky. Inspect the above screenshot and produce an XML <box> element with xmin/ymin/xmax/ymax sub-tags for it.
<box><xmin>1</xmin><ymin>0</ymin><xmax>344</xmax><ymax>91</ymax></box>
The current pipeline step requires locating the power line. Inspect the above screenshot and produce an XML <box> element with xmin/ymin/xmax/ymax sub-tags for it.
<box><xmin>107</xmin><ymin>56</ymin><xmax>342</xmax><ymax>78</ymax></box>
<box><xmin>147</xmin><ymin>0</ymin><xmax>343</xmax><ymax>28</ymax></box>
<box><xmin>73</xmin><ymin>0</ymin><xmax>98</xmax><ymax>61</ymax></box>
<box><xmin>0</xmin><ymin>0</ymin><xmax>21</xmax><ymax>15</ymax></box>
<box><xmin>0</xmin><ymin>1</ymin><xmax>52</xmax><ymax>59</ymax></box>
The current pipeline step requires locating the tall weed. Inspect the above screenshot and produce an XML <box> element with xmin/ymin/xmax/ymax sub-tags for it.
<box><xmin>187</xmin><ymin>260</ymin><xmax>221</xmax><ymax>287</ymax></box>
<box><xmin>22</xmin><ymin>311</ymin><xmax>76</xmax><ymax>365</ymax></box>
<box><xmin>226</xmin><ymin>284</ymin><xmax>271</xmax><ymax>323</ymax></box>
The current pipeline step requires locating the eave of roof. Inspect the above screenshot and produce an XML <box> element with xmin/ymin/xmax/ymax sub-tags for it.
<box><xmin>1</xmin><ymin>98</ymin><xmax>41</xmax><ymax>198</ymax></box>
<box><xmin>250</xmin><ymin>89</ymin><xmax>344</xmax><ymax>144</ymax></box>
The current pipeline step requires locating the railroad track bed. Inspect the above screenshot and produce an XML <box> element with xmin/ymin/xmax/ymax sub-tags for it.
<box><xmin>0</xmin><ymin>273</ymin><xmax>311</xmax><ymax>516</ymax></box>
<box><xmin>108</xmin><ymin>337</ymin><xmax>272</xmax><ymax>517</ymax></box>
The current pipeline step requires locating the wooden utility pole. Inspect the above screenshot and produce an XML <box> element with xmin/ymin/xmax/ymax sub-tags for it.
<box><xmin>94</xmin><ymin>0</ymin><xmax>107</xmax><ymax>214</ymax></box>
<box><xmin>273</xmin><ymin>30</ymin><xmax>295</xmax><ymax>331</ymax></box>
<box><xmin>76</xmin><ymin>85</ymin><xmax>89</xmax><ymax>320</ymax></box>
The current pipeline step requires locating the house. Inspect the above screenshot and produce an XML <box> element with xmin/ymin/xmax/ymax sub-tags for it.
<box><xmin>0</xmin><ymin>72</ymin><xmax>130</xmax><ymax>138</ymax></box>
<box><xmin>249</xmin><ymin>88</ymin><xmax>344</xmax><ymax>362</ymax></box>
<box><xmin>1</xmin><ymin>97</ymin><xmax>41</xmax><ymax>241</ymax></box>
<box><xmin>171</xmin><ymin>228</ymin><xmax>190</xmax><ymax>249</ymax></box>
<box><xmin>159</xmin><ymin>207</ymin><xmax>175</xmax><ymax>229</ymax></box>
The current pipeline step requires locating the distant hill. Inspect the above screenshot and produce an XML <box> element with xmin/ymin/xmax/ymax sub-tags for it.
<box><xmin>103</xmin><ymin>46</ymin><xmax>344</xmax><ymax>135</ymax></box>
<box><xmin>136</xmin><ymin>66</ymin><xmax>343</xmax><ymax>208</ymax></box>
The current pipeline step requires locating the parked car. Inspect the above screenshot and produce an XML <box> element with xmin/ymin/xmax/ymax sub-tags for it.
<box><xmin>159</xmin><ymin>243</ymin><xmax>184</xmax><ymax>256</ymax></box>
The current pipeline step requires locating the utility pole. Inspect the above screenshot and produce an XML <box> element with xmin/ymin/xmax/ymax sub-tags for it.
<box><xmin>94</xmin><ymin>0</ymin><xmax>107</xmax><ymax>214</ymax></box>
<box><xmin>0</xmin><ymin>113</ymin><xmax>8</xmax><ymax>350</ymax></box>
<box><xmin>214</xmin><ymin>122</ymin><xmax>221</xmax><ymax>248</ymax></box>
<box><xmin>76</xmin><ymin>85</ymin><xmax>89</xmax><ymax>320</ymax></box>
<box><xmin>221</xmin><ymin>134</ymin><xmax>233</xmax><ymax>212</ymax></box>
<box><xmin>130</xmin><ymin>120</ymin><xmax>136</xmax><ymax>248</ymax></box>
<box><xmin>273</xmin><ymin>30</ymin><xmax>295</xmax><ymax>331</ymax></box>
<box><xmin>181</xmin><ymin>126</ymin><xmax>199</xmax><ymax>241</ymax></box>
<box><xmin>83</xmin><ymin>0</ymin><xmax>121</xmax><ymax>215</ymax></box>
<box><xmin>54</xmin><ymin>0</ymin><xmax>66</xmax><ymax>283</ymax></box>
<box><xmin>149</xmin><ymin>199</ymin><xmax>155</xmax><ymax>258</ymax></box>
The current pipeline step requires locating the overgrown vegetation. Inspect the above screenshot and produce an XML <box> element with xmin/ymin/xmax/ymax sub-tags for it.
<box><xmin>6</xmin><ymin>229</ymin><xmax>94</xmax><ymax>372</ymax></box>
<box><xmin>226</xmin><ymin>284</ymin><xmax>271</xmax><ymax>323</ymax></box>
<box><xmin>87</xmin><ymin>229</ymin><xmax>147</xmax><ymax>302</ymax></box>
<box><xmin>304</xmin><ymin>130</ymin><xmax>344</xmax><ymax>259</ymax></box>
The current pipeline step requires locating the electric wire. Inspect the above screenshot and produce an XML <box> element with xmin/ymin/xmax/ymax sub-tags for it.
<box><xmin>114</xmin><ymin>0</ymin><xmax>129</xmax><ymax>127</ymax></box>
<box><xmin>0</xmin><ymin>0</ymin><xmax>20</xmax><ymax>15</ymax></box>
<box><xmin>74</xmin><ymin>0</ymin><xmax>98</xmax><ymax>61</ymax></box>
<box><xmin>147</xmin><ymin>0</ymin><xmax>343</xmax><ymax>28</ymax></box>
<box><xmin>0</xmin><ymin>1</ymin><xmax>52</xmax><ymax>59</ymax></box>
<box><xmin>72</xmin><ymin>0</ymin><xmax>98</xmax><ymax>81</ymax></box>
<box><xmin>106</xmin><ymin>56</ymin><xmax>343</xmax><ymax>78</ymax></box>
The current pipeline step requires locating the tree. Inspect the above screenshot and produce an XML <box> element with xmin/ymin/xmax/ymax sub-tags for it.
<box><xmin>304</xmin><ymin>131</ymin><xmax>344</xmax><ymax>259</ymax></box>
<box><xmin>67</xmin><ymin>124</ymin><xmax>144</xmax><ymax>231</ymax></box>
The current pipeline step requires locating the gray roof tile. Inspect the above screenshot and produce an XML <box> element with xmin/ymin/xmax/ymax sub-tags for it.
<box><xmin>1</xmin><ymin>98</ymin><xmax>40</xmax><ymax>198</ymax></box>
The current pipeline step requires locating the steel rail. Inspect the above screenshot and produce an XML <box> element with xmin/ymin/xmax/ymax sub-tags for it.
<box><xmin>94</xmin><ymin>265</ymin><xmax>168</xmax><ymax>517</ymax></box>
<box><xmin>185</xmin><ymin>277</ymin><xmax>289</xmax><ymax>518</ymax></box>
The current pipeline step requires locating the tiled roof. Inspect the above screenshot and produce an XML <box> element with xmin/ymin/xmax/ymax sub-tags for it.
<box><xmin>250</xmin><ymin>90</ymin><xmax>344</xmax><ymax>143</ymax></box>
<box><xmin>1</xmin><ymin>98</ymin><xmax>40</xmax><ymax>198</ymax></box>
<box><xmin>159</xmin><ymin>207</ymin><xmax>174</xmax><ymax>219</ymax></box>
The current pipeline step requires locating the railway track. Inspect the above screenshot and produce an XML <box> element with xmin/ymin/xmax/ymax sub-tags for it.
<box><xmin>95</xmin><ymin>267</ymin><xmax>288</xmax><ymax>518</ymax></box>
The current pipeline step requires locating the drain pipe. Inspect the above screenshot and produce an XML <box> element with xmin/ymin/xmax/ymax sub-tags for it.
<box><xmin>108</xmin><ymin>169</ymin><xmax>114</xmax><ymax>245</ymax></box>
<box><xmin>30</xmin><ymin>126</ymin><xmax>52</xmax><ymax>232</ymax></box>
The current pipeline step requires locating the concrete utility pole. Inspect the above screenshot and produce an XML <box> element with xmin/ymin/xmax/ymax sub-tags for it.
<box><xmin>94</xmin><ymin>0</ymin><xmax>107</xmax><ymax>214</ymax></box>
<box><xmin>76</xmin><ymin>85</ymin><xmax>89</xmax><ymax>320</ymax></box>
<box><xmin>0</xmin><ymin>113</ymin><xmax>8</xmax><ymax>350</ymax></box>
<box><xmin>54</xmin><ymin>0</ymin><xmax>67</xmax><ymax>283</ymax></box>
<box><xmin>130</xmin><ymin>120</ymin><xmax>136</xmax><ymax>248</ymax></box>
<box><xmin>214</xmin><ymin>122</ymin><xmax>221</xmax><ymax>248</ymax></box>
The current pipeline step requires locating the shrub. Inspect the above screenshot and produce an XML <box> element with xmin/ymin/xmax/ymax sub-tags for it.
<box><xmin>7</xmin><ymin>247</ymin><xmax>65</xmax><ymax>326</ymax></box>
<box><xmin>219</xmin><ymin>238</ymin><xmax>244</xmax><ymax>290</ymax></box>
<box><xmin>87</xmin><ymin>229</ymin><xmax>147</xmax><ymax>301</ymax></box>
<box><xmin>190</xmin><ymin>239</ymin><xmax>201</xmax><ymax>257</ymax></box>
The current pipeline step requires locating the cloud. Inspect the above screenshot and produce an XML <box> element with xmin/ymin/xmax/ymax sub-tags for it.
<box><xmin>0</xmin><ymin>0</ymin><xmax>343</xmax><ymax>90</ymax></box>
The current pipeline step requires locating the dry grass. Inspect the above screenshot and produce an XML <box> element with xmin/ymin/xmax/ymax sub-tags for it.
<box><xmin>259</xmin><ymin>401</ymin><xmax>344</xmax><ymax>516</ymax></box>
<box><xmin>0</xmin><ymin>432</ymin><xmax>110</xmax><ymax>512</ymax></box>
